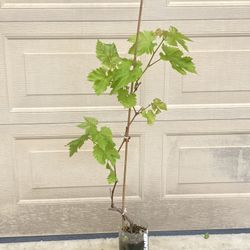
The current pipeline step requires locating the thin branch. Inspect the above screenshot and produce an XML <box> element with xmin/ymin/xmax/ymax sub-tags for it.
<box><xmin>132</xmin><ymin>106</ymin><xmax>137</xmax><ymax>115</ymax></box>
<box><xmin>110</xmin><ymin>181</ymin><xmax>118</xmax><ymax>208</ymax></box>
<box><xmin>146</xmin><ymin>39</ymin><xmax>164</xmax><ymax>70</ymax></box>
<box><xmin>142</xmin><ymin>103</ymin><xmax>152</xmax><ymax>111</ymax></box>
<box><xmin>129</xmin><ymin>107</ymin><xmax>142</xmax><ymax>125</ymax></box>
<box><xmin>149</xmin><ymin>58</ymin><xmax>161</xmax><ymax>67</ymax></box>
<box><xmin>132</xmin><ymin>0</ymin><xmax>144</xmax><ymax>66</ymax></box>
<box><xmin>109</xmin><ymin>0</ymin><xmax>144</xmax><ymax>223</ymax></box>
<box><xmin>118</xmin><ymin>139</ymin><xmax>126</xmax><ymax>152</ymax></box>
<box><xmin>110</xmin><ymin>103</ymin><xmax>148</xmax><ymax>210</ymax></box>
<box><xmin>121</xmin><ymin>0</ymin><xmax>144</xmax><ymax>214</ymax></box>
<box><xmin>110</xmin><ymin>137</ymin><xmax>126</xmax><ymax>207</ymax></box>
<box><xmin>121</xmin><ymin>132</ymin><xmax>129</xmax><ymax>213</ymax></box>
<box><xmin>133</xmin><ymin>38</ymin><xmax>165</xmax><ymax>93</ymax></box>
<box><xmin>110</xmin><ymin>102</ymin><xmax>148</xmax><ymax>207</ymax></box>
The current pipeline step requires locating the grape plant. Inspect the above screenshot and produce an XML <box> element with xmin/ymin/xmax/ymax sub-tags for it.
<box><xmin>67</xmin><ymin>25</ymin><xmax>196</xmax><ymax>230</ymax></box>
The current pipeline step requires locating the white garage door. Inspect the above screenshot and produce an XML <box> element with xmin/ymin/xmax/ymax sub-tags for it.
<box><xmin>0</xmin><ymin>0</ymin><xmax>250</xmax><ymax>236</ymax></box>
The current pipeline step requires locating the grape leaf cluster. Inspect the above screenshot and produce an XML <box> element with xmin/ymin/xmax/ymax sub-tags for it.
<box><xmin>68</xmin><ymin>26</ymin><xmax>196</xmax><ymax>184</ymax></box>
<box><xmin>67</xmin><ymin>117</ymin><xmax>120</xmax><ymax>184</ymax></box>
<box><xmin>88</xmin><ymin>41</ymin><xmax>141</xmax><ymax>108</ymax></box>
<box><xmin>142</xmin><ymin>98</ymin><xmax>167</xmax><ymax>125</ymax></box>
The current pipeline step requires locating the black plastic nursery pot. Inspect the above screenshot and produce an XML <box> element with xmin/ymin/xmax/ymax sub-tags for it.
<box><xmin>119</xmin><ymin>228</ymin><xmax>149</xmax><ymax>250</ymax></box>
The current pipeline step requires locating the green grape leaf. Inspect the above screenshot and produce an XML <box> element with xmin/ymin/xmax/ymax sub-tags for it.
<box><xmin>79</xmin><ymin>117</ymin><xmax>119</xmax><ymax>166</ymax></box>
<box><xmin>88</xmin><ymin>67</ymin><xmax>111</xmax><ymax>95</ymax></box>
<box><xmin>93</xmin><ymin>143</ymin><xmax>119</xmax><ymax>166</ymax></box>
<box><xmin>152</xmin><ymin>98</ymin><xmax>167</xmax><ymax>114</ymax></box>
<box><xmin>67</xmin><ymin>117</ymin><xmax>120</xmax><ymax>185</ymax></box>
<box><xmin>67</xmin><ymin>134</ymin><xmax>89</xmax><ymax>157</ymax></box>
<box><xmin>111</xmin><ymin>59</ymin><xmax>142</xmax><ymax>92</ymax></box>
<box><xmin>142</xmin><ymin>110</ymin><xmax>156</xmax><ymax>125</ymax></box>
<box><xmin>106</xmin><ymin>165</ymin><xmax>118</xmax><ymax>184</ymax></box>
<box><xmin>163</xmin><ymin>26</ymin><xmax>192</xmax><ymax>51</ymax></box>
<box><xmin>92</xmin><ymin>133</ymin><xmax>108</xmax><ymax>151</ymax></box>
<box><xmin>93</xmin><ymin>144</ymin><xmax>106</xmax><ymax>165</ymax></box>
<box><xmin>79</xmin><ymin>117</ymin><xmax>98</xmax><ymax>128</ymax></box>
<box><xmin>105</xmin><ymin>145</ymin><xmax>120</xmax><ymax>166</ymax></box>
<box><xmin>100</xmin><ymin>127</ymin><xmax>113</xmax><ymax>140</ymax></box>
<box><xmin>160</xmin><ymin>45</ymin><xmax>196</xmax><ymax>75</ymax></box>
<box><xmin>96</xmin><ymin>40</ymin><xmax>121</xmax><ymax>68</ymax></box>
<box><xmin>128</xmin><ymin>31</ymin><xmax>157</xmax><ymax>56</ymax></box>
<box><xmin>79</xmin><ymin>118</ymin><xmax>98</xmax><ymax>145</ymax></box>
<box><xmin>141</xmin><ymin>98</ymin><xmax>167</xmax><ymax>125</ymax></box>
<box><xmin>106</xmin><ymin>162</ymin><xmax>118</xmax><ymax>184</ymax></box>
<box><xmin>92</xmin><ymin>127</ymin><xmax>114</xmax><ymax>150</ymax></box>
<box><xmin>117</xmin><ymin>88</ymin><xmax>137</xmax><ymax>108</ymax></box>
<box><xmin>152</xmin><ymin>105</ymin><xmax>161</xmax><ymax>114</ymax></box>
<box><xmin>78</xmin><ymin>117</ymin><xmax>98</xmax><ymax>135</ymax></box>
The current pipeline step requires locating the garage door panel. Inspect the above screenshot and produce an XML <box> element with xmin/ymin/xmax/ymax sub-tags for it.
<box><xmin>5</xmin><ymin>36</ymin><xmax>139</xmax><ymax>111</ymax></box>
<box><xmin>1</xmin><ymin>21</ymin><xmax>250</xmax><ymax>124</ymax></box>
<box><xmin>1</xmin><ymin>0</ymin><xmax>139</xmax><ymax>9</ymax></box>
<box><xmin>0</xmin><ymin>0</ymin><xmax>250</xmax><ymax>21</ymax></box>
<box><xmin>167</xmin><ymin>35</ymin><xmax>250</xmax><ymax>105</ymax></box>
<box><xmin>15</xmin><ymin>135</ymin><xmax>142</xmax><ymax>202</ymax></box>
<box><xmin>1</xmin><ymin>120</ymin><xmax>250</xmax><ymax>234</ymax></box>
<box><xmin>3</xmin><ymin>0</ymin><xmax>138</xmax><ymax>4</ymax></box>
<box><xmin>0</xmin><ymin>133</ymin><xmax>17</xmax><ymax>205</ymax></box>
<box><xmin>0</xmin><ymin>21</ymin><xmax>145</xmax><ymax>125</ymax></box>
<box><xmin>166</xmin><ymin>0</ymin><xmax>250</xmax><ymax>7</ymax></box>
<box><xmin>163</xmin><ymin>133</ymin><xmax>250</xmax><ymax>198</ymax></box>
<box><xmin>0</xmin><ymin>123</ymin><xmax>146</xmax><ymax>235</ymax></box>
<box><xmin>0</xmin><ymin>34</ymin><xmax>9</xmax><ymax>124</ymax></box>
<box><xmin>145</xmin><ymin>198</ymin><xmax>250</xmax><ymax>231</ymax></box>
